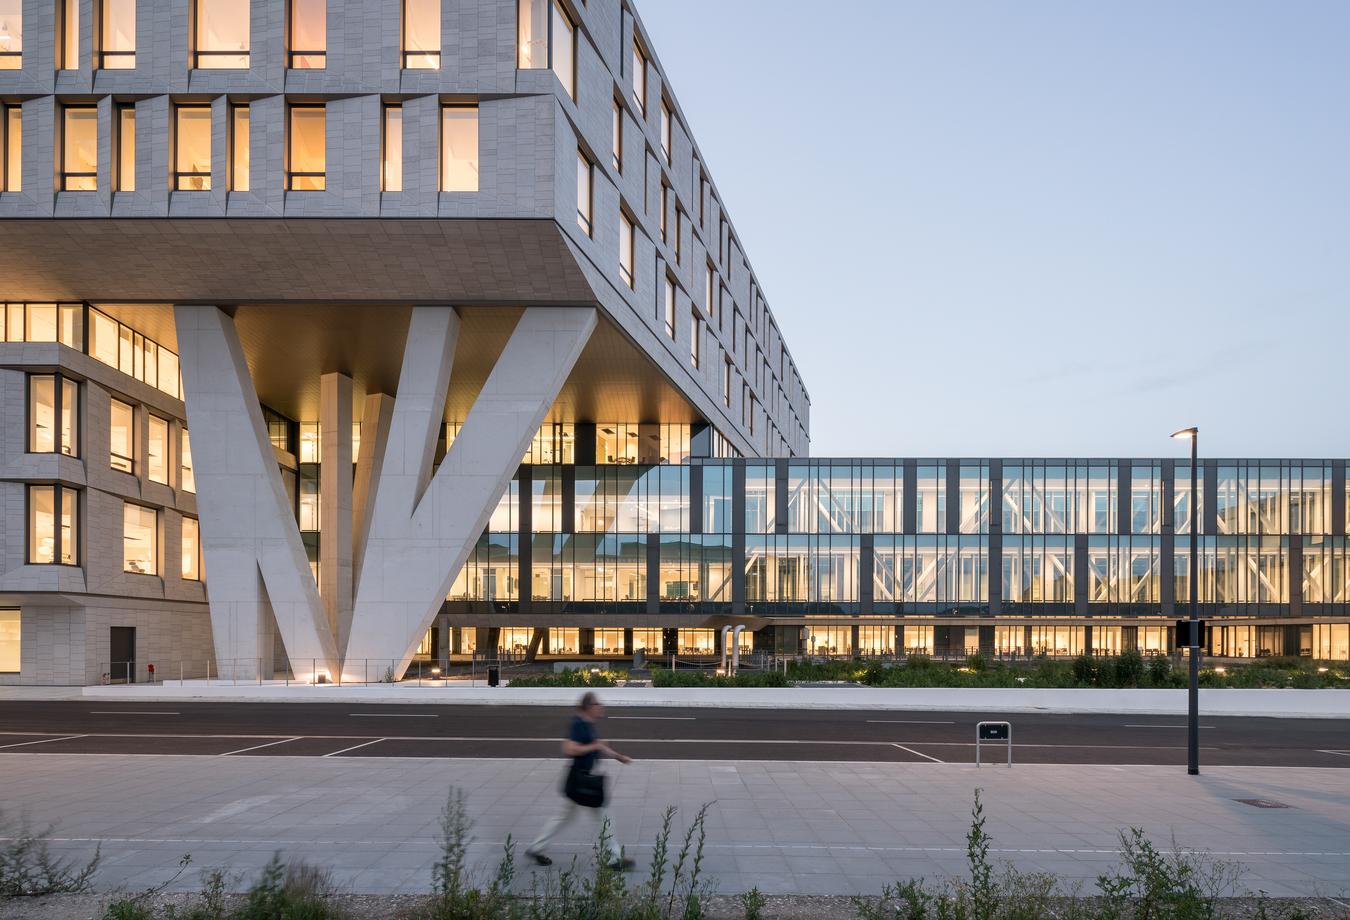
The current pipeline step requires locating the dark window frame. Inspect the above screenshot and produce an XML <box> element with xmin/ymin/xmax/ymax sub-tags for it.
<box><xmin>59</xmin><ymin>106</ymin><xmax>98</xmax><ymax>192</ymax></box>
<box><xmin>286</xmin><ymin>0</ymin><xmax>326</xmax><ymax>69</ymax></box>
<box><xmin>25</xmin><ymin>483</ymin><xmax>81</xmax><ymax>567</ymax></box>
<box><xmin>109</xmin><ymin>396</ymin><xmax>135</xmax><ymax>474</ymax></box>
<box><xmin>121</xmin><ymin>500</ymin><xmax>160</xmax><ymax>576</ymax></box>
<box><xmin>191</xmin><ymin>0</ymin><xmax>251</xmax><ymax>69</ymax></box>
<box><xmin>285</xmin><ymin>103</ymin><xmax>326</xmax><ymax>191</ymax></box>
<box><xmin>26</xmin><ymin>372</ymin><xmax>80</xmax><ymax>458</ymax></box>
<box><xmin>173</xmin><ymin>104</ymin><xmax>212</xmax><ymax>191</ymax></box>
<box><xmin>401</xmin><ymin>0</ymin><xmax>441</xmax><ymax>70</ymax></box>
<box><xmin>98</xmin><ymin>0</ymin><xmax>137</xmax><ymax>69</ymax></box>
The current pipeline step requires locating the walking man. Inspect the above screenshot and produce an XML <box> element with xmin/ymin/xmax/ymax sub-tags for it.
<box><xmin>526</xmin><ymin>691</ymin><xmax>635</xmax><ymax>870</ymax></box>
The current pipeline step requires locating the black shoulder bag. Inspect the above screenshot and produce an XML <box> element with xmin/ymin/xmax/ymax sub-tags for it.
<box><xmin>563</xmin><ymin>760</ymin><xmax>606</xmax><ymax>808</ymax></box>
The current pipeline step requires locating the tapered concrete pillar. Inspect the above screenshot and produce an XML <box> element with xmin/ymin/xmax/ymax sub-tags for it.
<box><xmin>320</xmin><ymin>373</ymin><xmax>354</xmax><ymax>651</ymax></box>
<box><xmin>350</xmin><ymin>391</ymin><xmax>395</xmax><ymax>657</ymax></box>
<box><xmin>174</xmin><ymin>305</ymin><xmax>340</xmax><ymax>681</ymax></box>
<box><xmin>344</xmin><ymin>306</ymin><xmax>597</xmax><ymax>679</ymax></box>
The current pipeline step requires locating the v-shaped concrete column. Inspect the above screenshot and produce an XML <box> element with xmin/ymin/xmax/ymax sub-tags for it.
<box><xmin>174</xmin><ymin>306</ymin><xmax>340</xmax><ymax>681</ymax></box>
<box><xmin>344</xmin><ymin>306</ymin><xmax>597</xmax><ymax>679</ymax></box>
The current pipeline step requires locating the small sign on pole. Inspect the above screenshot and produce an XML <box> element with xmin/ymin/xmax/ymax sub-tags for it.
<box><xmin>976</xmin><ymin>721</ymin><xmax>1012</xmax><ymax>767</ymax></box>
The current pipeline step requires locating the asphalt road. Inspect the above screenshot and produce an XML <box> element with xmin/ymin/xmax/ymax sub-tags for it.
<box><xmin>0</xmin><ymin>701</ymin><xmax>1347</xmax><ymax>767</ymax></box>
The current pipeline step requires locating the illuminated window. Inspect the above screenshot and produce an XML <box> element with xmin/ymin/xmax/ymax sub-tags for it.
<box><xmin>663</xmin><ymin>276</ymin><xmax>676</xmax><ymax>338</ymax></box>
<box><xmin>619</xmin><ymin>211</ymin><xmax>634</xmax><ymax>287</ymax></box>
<box><xmin>631</xmin><ymin>40</ymin><xmax>646</xmax><ymax>114</ymax></box>
<box><xmin>59</xmin><ymin>0</ymin><xmax>77</xmax><ymax>69</ymax></box>
<box><xmin>193</xmin><ymin>0</ymin><xmax>250</xmax><ymax>69</ymax></box>
<box><xmin>402</xmin><ymin>0</ymin><xmax>439</xmax><ymax>69</ymax></box>
<box><xmin>147</xmin><ymin>415</ymin><xmax>169</xmax><ymax>484</ymax></box>
<box><xmin>109</xmin><ymin>399</ymin><xmax>134</xmax><ymax>473</ymax></box>
<box><xmin>440</xmin><ymin>106</ymin><xmax>478</xmax><ymax>192</ymax></box>
<box><xmin>100</xmin><ymin>0</ymin><xmax>135</xmax><ymax>68</ymax></box>
<box><xmin>181</xmin><ymin>516</ymin><xmax>201</xmax><ymax>580</ymax></box>
<box><xmin>287</xmin><ymin>105</ymin><xmax>325</xmax><ymax>191</ymax></box>
<box><xmin>61</xmin><ymin>107</ymin><xmax>97</xmax><ymax>191</ymax></box>
<box><xmin>551</xmin><ymin>1</ymin><xmax>574</xmax><ymax>99</ymax></box>
<box><xmin>575</xmin><ymin>149</ymin><xmax>591</xmax><ymax>235</ymax></box>
<box><xmin>288</xmin><ymin>0</ymin><xmax>325</xmax><ymax>68</ymax></box>
<box><xmin>611</xmin><ymin>99</ymin><xmax>622</xmax><ymax>172</ymax></box>
<box><xmin>122</xmin><ymin>503</ymin><xmax>157</xmax><ymax>575</ymax></box>
<box><xmin>0</xmin><ymin>610</ymin><xmax>17</xmax><ymax>673</ymax></box>
<box><xmin>28</xmin><ymin>374</ymin><xmax>78</xmax><ymax>457</ymax></box>
<box><xmin>518</xmin><ymin>0</ymin><xmax>574</xmax><ymax>99</ymax></box>
<box><xmin>87</xmin><ymin>307</ymin><xmax>181</xmax><ymax>399</ymax></box>
<box><xmin>28</xmin><ymin>485</ymin><xmax>78</xmax><ymax>565</ymax></box>
<box><xmin>382</xmin><ymin>104</ymin><xmax>402</xmax><ymax>192</ymax></box>
<box><xmin>0</xmin><ymin>0</ymin><xmax>20</xmax><ymax>69</ymax></box>
<box><xmin>230</xmin><ymin>103</ymin><xmax>249</xmax><ymax>191</ymax></box>
<box><xmin>705</xmin><ymin>263</ymin><xmax>715</xmax><ymax>318</ymax></box>
<box><xmin>660</xmin><ymin>101</ymin><xmax>671</xmax><ymax>163</ymax></box>
<box><xmin>2</xmin><ymin>104</ymin><xmax>20</xmax><ymax>191</ymax></box>
<box><xmin>174</xmin><ymin>106</ymin><xmax>212</xmax><ymax>191</ymax></box>
<box><xmin>116</xmin><ymin>104</ymin><xmax>135</xmax><ymax>191</ymax></box>
<box><xmin>181</xmin><ymin>429</ymin><xmax>195</xmax><ymax>492</ymax></box>
<box><xmin>690</xmin><ymin>310</ymin><xmax>700</xmax><ymax>368</ymax></box>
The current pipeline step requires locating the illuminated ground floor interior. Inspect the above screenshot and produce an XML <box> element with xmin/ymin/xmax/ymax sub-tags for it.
<box><xmin>410</xmin><ymin>620</ymin><xmax>1350</xmax><ymax>662</ymax></box>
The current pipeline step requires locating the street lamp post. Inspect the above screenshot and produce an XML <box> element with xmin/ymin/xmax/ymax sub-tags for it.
<box><xmin>1172</xmin><ymin>426</ymin><xmax>1200</xmax><ymax>775</ymax></box>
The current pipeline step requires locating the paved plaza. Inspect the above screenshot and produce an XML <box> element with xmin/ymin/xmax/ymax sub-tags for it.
<box><xmin>2</xmin><ymin>754</ymin><xmax>1347</xmax><ymax>898</ymax></box>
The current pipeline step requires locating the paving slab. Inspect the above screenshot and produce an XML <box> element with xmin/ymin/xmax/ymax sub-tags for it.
<box><xmin>0</xmin><ymin>754</ymin><xmax>1346</xmax><ymax>898</ymax></box>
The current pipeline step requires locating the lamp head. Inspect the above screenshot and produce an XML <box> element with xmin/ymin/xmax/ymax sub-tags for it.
<box><xmin>1171</xmin><ymin>427</ymin><xmax>1198</xmax><ymax>440</ymax></box>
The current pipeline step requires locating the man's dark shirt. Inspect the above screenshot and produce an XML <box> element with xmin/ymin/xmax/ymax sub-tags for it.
<box><xmin>570</xmin><ymin>715</ymin><xmax>598</xmax><ymax>773</ymax></box>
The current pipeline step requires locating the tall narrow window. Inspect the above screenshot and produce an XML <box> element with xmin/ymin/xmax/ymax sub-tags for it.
<box><xmin>632</xmin><ymin>40</ymin><xmax>646</xmax><ymax>115</ymax></box>
<box><xmin>0</xmin><ymin>610</ymin><xmax>18</xmax><ymax>673</ymax></box>
<box><xmin>109</xmin><ymin>399</ymin><xmax>134</xmax><ymax>473</ymax></box>
<box><xmin>723</xmin><ymin>356</ymin><xmax>732</xmax><ymax>406</ymax></box>
<box><xmin>1</xmin><ymin>104</ymin><xmax>19</xmax><ymax>192</ymax></box>
<box><xmin>674</xmin><ymin>209</ymin><xmax>683</xmax><ymax>264</ymax></box>
<box><xmin>61</xmin><ymin>107</ymin><xmax>97</xmax><ymax>191</ymax></box>
<box><xmin>194</xmin><ymin>0</ymin><xmax>250</xmax><ymax>69</ymax></box>
<box><xmin>28</xmin><ymin>375</ymin><xmax>78</xmax><ymax>456</ymax></box>
<box><xmin>517</xmin><ymin>0</ymin><xmax>546</xmax><ymax>68</ymax></box>
<box><xmin>551</xmin><ymin>0</ymin><xmax>574</xmax><ymax>99</ymax></box>
<box><xmin>116</xmin><ymin>104</ymin><xmax>135</xmax><ymax>191</ymax></box>
<box><xmin>230</xmin><ymin>103</ymin><xmax>249</xmax><ymax>191</ymax></box>
<box><xmin>122</xmin><ymin>503</ymin><xmax>157</xmax><ymax>575</ymax></box>
<box><xmin>287</xmin><ymin>105</ymin><xmax>325</xmax><ymax>191</ymax></box>
<box><xmin>181</xmin><ymin>516</ymin><xmax>201</xmax><ymax>580</ymax></box>
<box><xmin>705</xmin><ymin>263</ymin><xmax>715</xmax><ymax>318</ymax></box>
<box><xmin>663</xmin><ymin>276</ymin><xmax>675</xmax><ymax>338</ymax></box>
<box><xmin>660</xmin><ymin>101</ymin><xmax>671</xmax><ymax>163</ymax></box>
<box><xmin>28</xmin><ymin>485</ymin><xmax>78</xmax><ymax>565</ymax></box>
<box><xmin>440</xmin><ymin>106</ymin><xmax>478</xmax><ymax>192</ymax></box>
<box><xmin>147</xmin><ymin>415</ymin><xmax>169</xmax><ymax>484</ymax></box>
<box><xmin>690</xmin><ymin>311</ymin><xmax>701</xmax><ymax>368</ymax></box>
<box><xmin>180</xmin><ymin>429</ymin><xmax>195</xmax><ymax>492</ymax></box>
<box><xmin>288</xmin><ymin>0</ymin><xmax>325</xmax><ymax>68</ymax></box>
<box><xmin>619</xmin><ymin>212</ymin><xmax>634</xmax><ymax>288</ymax></box>
<box><xmin>659</xmin><ymin>183</ymin><xmax>668</xmax><ymax>243</ymax></box>
<box><xmin>611</xmin><ymin>99</ymin><xmax>622</xmax><ymax>172</ymax></box>
<box><xmin>60</xmin><ymin>0</ymin><xmax>78</xmax><ymax>69</ymax></box>
<box><xmin>0</xmin><ymin>0</ymin><xmax>20</xmax><ymax>69</ymax></box>
<box><xmin>100</xmin><ymin>0</ymin><xmax>135</xmax><ymax>68</ymax></box>
<box><xmin>174</xmin><ymin>106</ymin><xmax>211</xmax><ymax>191</ymax></box>
<box><xmin>382</xmin><ymin>104</ymin><xmax>402</xmax><ymax>192</ymax></box>
<box><xmin>402</xmin><ymin>0</ymin><xmax>439</xmax><ymax>69</ymax></box>
<box><xmin>575</xmin><ymin>149</ymin><xmax>592</xmax><ymax>236</ymax></box>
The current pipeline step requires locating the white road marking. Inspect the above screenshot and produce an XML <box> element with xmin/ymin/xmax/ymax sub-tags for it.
<box><xmin>323</xmin><ymin>738</ymin><xmax>386</xmax><ymax>757</ymax></box>
<box><xmin>1124</xmin><ymin>724</ymin><xmax>1216</xmax><ymax>729</ymax></box>
<box><xmin>0</xmin><ymin>734</ymin><xmax>87</xmax><ymax>750</ymax></box>
<box><xmin>348</xmin><ymin>713</ymin><xmax>438</xmax><ymax>718</ymax></box>
<box><xmin>867</xmin><ymin>719</ymin><xmax>955</xmax><ymax>724</ymax></box>
<box><xmin>220</xmin><ymin>737</ymin><xmax>302</xmax><ymax>756</ymax></box>
<box><xmin>90</xmin><ymin>711</ymin><xmax>180</xmax><ymax>716</ymax></box>
<box><xmin>891</xmin><ymin>742</ymin><xmax>945</xmax><ymax>763</ymax></box>
<box><xmin>1316</xmin><ymin>749</ymin><xmax>1350</xmax><ymax>758</ymax></box>
<box><xmin>611</xmin><ymin>716</ymin><xmax>696</xmax><ymax>721</ymax></box>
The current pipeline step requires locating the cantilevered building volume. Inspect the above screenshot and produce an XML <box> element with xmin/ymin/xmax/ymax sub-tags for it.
<box><xmin>0</xmin><ymin>0</ymin><xmax>1346</xmax><ymax>684</ymax></box>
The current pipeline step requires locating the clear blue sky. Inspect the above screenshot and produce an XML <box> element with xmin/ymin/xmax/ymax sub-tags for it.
<box><xmin>638</xmin><ymin>1</ymin><xmax>1350</xmax><ymax>459</ymax></box>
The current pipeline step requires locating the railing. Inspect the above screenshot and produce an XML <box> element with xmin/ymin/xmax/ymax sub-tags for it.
<box><xmin>95</xmin><ymin>658</ymin><xmax>535</xmax><ymax>687</ymax></box>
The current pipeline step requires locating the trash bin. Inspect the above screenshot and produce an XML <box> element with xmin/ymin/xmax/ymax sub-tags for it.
<box><xmin>487</xmin><ymin>666</ymin><xmax>500</xmax><ymax>687</ymax></box>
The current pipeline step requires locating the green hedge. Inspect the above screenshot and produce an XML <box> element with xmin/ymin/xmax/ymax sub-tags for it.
<box><xmin>651</xmin><ymin>669</ymin><xmax>789</xmax><ymax>688</ymax></box>
<box><xmin>505</xmin><ymin>668</ymin><xmax>620</xmax><ymax>688</ymax></box>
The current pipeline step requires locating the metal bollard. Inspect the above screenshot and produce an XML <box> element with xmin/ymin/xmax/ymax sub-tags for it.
<box><xmin>976</xmin><ymin>721</ymin><xmax>1012</xmax><ymax>767</ymax></box>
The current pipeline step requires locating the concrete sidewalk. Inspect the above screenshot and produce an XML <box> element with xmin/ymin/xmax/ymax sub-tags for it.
<box><xmin>2</xmin><ymin>754</ymin><xmax>1347</xmax><ymax>898</ymax></box>
<box><xmin>71</xmin><ymin>682</ymin><xmax>1350</xmax><ymax>718</ymax></box>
